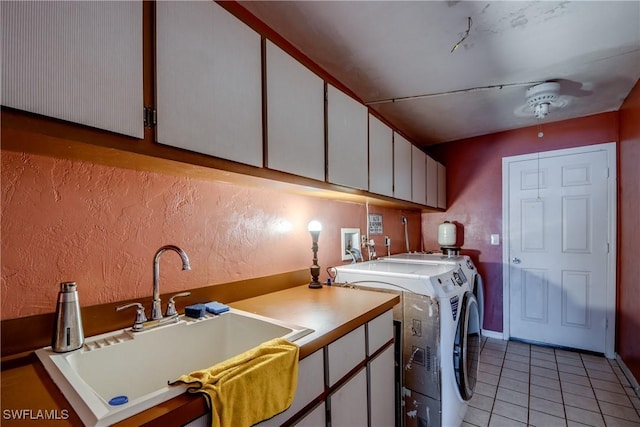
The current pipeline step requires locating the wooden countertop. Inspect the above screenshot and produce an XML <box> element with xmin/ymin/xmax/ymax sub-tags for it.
<box><xmin>1</xmin><ymin>284</ymin><xmax>399</xmax><ymax>426</ymax></box>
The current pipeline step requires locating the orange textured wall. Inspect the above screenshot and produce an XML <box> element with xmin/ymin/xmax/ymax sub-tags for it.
<box><xmin>617</xmin><ymin>79</ymin><xmax>640</xmax><ymax>380</ymax></box>
<box><xmin>422</xmin><ymin>112</ymin><xmax>620</xmax><ymax>332</ymax></box>
<box><xmin>0</xmin><ymin>150</ymin><xmax>421</xmax><ymax>320</ymax></box>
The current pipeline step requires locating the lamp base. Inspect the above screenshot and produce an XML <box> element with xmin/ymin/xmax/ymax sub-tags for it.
<box><xmin>308</xmin><ymin>280</ymin><xmax>323</xmax><ymax>289</ymax></box>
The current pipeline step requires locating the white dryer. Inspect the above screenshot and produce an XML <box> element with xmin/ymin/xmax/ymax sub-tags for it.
<box><xmin>334</xmin><ymin>260</ymin><xmax>481</xmax><ymax>427</ymax></box>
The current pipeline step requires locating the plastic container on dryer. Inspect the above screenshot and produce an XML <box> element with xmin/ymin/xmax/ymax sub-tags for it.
<box><xmin>437</xmin><ymin>221</ymin><xmax>457</xmax><ymax>247</ymax></box>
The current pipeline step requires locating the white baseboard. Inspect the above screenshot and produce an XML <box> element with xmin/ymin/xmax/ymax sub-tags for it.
<box><xmin>616</xmin><ymin>354</ymin><xmax>640</xmax><ymax>397</ymax></box>
<box><xmin>482</xmin><ymin>329</ymin><xmax>505</xmax><ymax>340</ymax></box>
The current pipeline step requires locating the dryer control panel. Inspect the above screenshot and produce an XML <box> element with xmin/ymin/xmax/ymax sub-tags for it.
<box><xmin>431</xmin><ymin>265</ymin><xmax>472</xmax><ymax>298</ymax></box>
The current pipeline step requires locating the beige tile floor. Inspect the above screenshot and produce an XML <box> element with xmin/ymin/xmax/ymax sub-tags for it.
<box><xmin>463</xmin><ymin>337</ymin><xmax>640</xmax><ymax>427</ymax></box>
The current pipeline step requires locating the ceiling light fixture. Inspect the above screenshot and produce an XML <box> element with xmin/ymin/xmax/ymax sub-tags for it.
<box><xmin>526</xmin><ymin>82</ymin><xmax>561</xmax><ymax>119</ymax></box>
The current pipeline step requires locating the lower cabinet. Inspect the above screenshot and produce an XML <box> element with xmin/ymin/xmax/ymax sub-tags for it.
<box><xmin>259</xmin><ymin>349</ymin><xmax>324</xmax><ymax>426</ymax></box>
<box><xmin>268</xmin><ymin>309</ymin><xmax>395</xmax><ymax>426</ymax></box>
<box><xmin>329</xmin><ymin>368</ymin><xmax>368</xmax><ymax>426</ymax></box>
<box><xmin>369</xmin><ymin>345</ymin><xmax>396</xmax><ymax>427</ymax></box>
<box><xmin>294</xmin><ymin>402</ymin><xmax>326</xmax><ymax>426</ymax></box>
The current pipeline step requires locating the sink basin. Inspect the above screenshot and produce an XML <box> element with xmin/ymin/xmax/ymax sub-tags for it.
<box><xmin>35</xmin><ymin>308</ymin><xmax>313</xmax><ymax>426</ymax></box>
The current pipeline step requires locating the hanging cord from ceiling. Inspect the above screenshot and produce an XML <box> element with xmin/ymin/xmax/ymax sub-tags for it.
<box><xmin>451</xmin><ymin>17</ymin><xmax>472</xmax><ymax>53</ymax></box>
<box><xmin>365</xmin><ymin>80</ymin><xmax>545</xmax><ymax>106</ymax></box>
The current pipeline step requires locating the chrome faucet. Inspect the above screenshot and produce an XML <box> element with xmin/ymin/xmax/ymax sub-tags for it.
<box><xmin>151</xmin><ymin>245</ymin><xmax>191</xmax><ymax>320</ymax></box>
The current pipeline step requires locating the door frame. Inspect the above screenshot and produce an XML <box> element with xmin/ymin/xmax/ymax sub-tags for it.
<box><xmin>501</xmin><ymin>142</ymin><xmax>617</xmax><ymax>358</ymax></box>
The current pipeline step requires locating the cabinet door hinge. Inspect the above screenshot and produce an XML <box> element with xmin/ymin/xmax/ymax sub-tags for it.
<box><xmin>144</xmin><ymin>106</ymin><xmax>157</xmax><ymax>128</ymax></box>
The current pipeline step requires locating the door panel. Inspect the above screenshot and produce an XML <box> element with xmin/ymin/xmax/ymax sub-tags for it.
<box><xmin>562</xmin><ymin>196</ymin><xmax>591</xmax><ymax>253</ymax></box>
<box><xmin>521</xmin><ymin>199</ymin><xmax>545</xmax><ymax>251</ymax></box>
<box><xmin>521</xmin><ymin>268</ymin><xmax>548</xmax><ymax>323</ymax></box>
<box><xmin>507</xmin><ymin>149</ymin><xmax>610</xmax><ymax>353</ymax></box>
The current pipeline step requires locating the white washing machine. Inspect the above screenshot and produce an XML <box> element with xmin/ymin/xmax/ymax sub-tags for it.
<box><xmin>333</xmin><ymin>260</ymin><xmax>481</xmax><ymax>427</ymax></box>
<box><xmin>380</xmin><ymin>253</ymin><xmax>484</xmax><ymax>331</ymax></box>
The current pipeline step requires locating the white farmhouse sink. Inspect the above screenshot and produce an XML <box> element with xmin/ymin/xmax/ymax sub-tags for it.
<box><xmin>35</xmin><ymin>308</ymin><xmax>313</xmax><ymax>426</ymax></box>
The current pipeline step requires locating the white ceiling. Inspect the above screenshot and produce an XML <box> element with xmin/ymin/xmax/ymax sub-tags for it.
<box><xmin>239</xmin><ymin>1</ymin><xmax>640</xmax><ymax>146</ymax></box>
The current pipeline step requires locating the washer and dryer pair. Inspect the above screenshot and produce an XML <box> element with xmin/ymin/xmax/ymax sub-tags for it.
<box><xmin>334</xmin><ymin>253</ymin><xmax>482</xmax><ymax>427</ymax></box>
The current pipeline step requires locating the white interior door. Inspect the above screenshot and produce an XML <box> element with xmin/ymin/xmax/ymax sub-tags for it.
<box><xmin>503</xmin><ymin>144</ymin><xmax>616</xmax><ymax>355</ymax></box>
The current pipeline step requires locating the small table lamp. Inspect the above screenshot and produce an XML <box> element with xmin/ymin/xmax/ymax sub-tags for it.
<box><xmin>308</xmin><ymin>220</ymin><xmax>322</xmax><ymax>289</ymax></box>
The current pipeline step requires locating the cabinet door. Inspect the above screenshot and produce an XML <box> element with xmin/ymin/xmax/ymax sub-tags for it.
<box><xmin>412</xmin><ymin>146</ymin><xmax>427</xmax><ymax>205</ymax></box>
<box><xmin>394</xmin><ymin>133</ymin><xmax>412</xmax><ymax>201</ymax></box>
<box><xmin>1</xmin><ymin>1</ymin><xmax>143</xmax><ymax>138</ymax></box>
<box><xmin>368</xmin><ymin>310</ymin><xmax>394</xmax><ymax>356</ymax></box>
<box><xmin>156</xmin><ymin>1</ymin><xmax>262</xmax><ymax>167</ymax></box>
<box><xmin>369</xmin><ymin>114</ymin><xmax>394</xmax><ymax>197</ymax></box>
<box><xmin>427</xmin><ymin>155</ymin><xmax>439</xmax><ymax>208</ymax></box>
<box><xmin>258</xmin><ymin>350</ymin><xmax>324</xmax><ymax>426</ymax></box>
<box><xmin>437</xmin><ymin>162</ymin><xmax>447</xmax><ymax>209</ymax></box>
<box><xmin>369</xmin><ymin>345</ymin><xmax>396</xmax><ymax>427</ymax></box>
<box><xmin>294</xmin><ymin>402</ymin><xmax>326</xmax><ymax>427</ymax></box>
<box><xmin>329</xmin><ymin>368</ymin><xmax>368</xmax><ymax>427</ymax></box>
<box><xmin>327</xmin><ymin>325</ymin><xmax>366</xmax><ymax>387</ymax></box>
<box><xmin>266</xmin><ymin>41</ymin><xmax>325</xmax><ymax>181</ymax></box>
<box><xmin>327</xmin><ymin>85</ymin><xmax>368</xmax><ymax>190</ymax></box>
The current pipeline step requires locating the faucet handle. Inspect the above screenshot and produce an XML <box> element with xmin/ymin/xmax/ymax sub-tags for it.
<box><xmin>116</xmin><ymin>302</ymin><xmax>148</xmax><ymax>331</ymax></box>
<box><xmin>165</xmin><ymin>292</ymin><xmax>191</xmax><ymax>316</ymax></box>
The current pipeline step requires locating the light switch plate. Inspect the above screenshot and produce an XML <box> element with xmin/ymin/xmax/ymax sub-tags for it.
<box><xmin>490</xmin><ymin>234</ymin><xmax>500</xmax><ymax>245</ymax></box>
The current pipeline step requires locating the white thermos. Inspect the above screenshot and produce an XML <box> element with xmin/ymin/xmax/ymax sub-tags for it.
<box><xmin>437</xmin><ymin>221</ymin><xmax>457</xmax><ymax>247</ymax></box>
<box><xmin>52</xmin><ymin>282</ymin><xmax>85</xmax><ymax>352</ymax></box>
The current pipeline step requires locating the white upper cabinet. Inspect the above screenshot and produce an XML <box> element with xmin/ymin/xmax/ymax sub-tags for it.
<box><xmin>393</xmin><ymin>132</ymin><xmax>412</xmax><ymax>201</ymax></box>
<box><xmin>369</xmin><ymin>114</ymin><xmax>394</xmax><ymax>197</ymax></box>
<box><xmin>438</xmin><ymin>162</ymin><xmax>447</xmax><ymax>209</ymax></box>
<box><xmin>155</xmin><ymin>1</ymin><xmax>262</xmax><ymax>167</ymax></box>
<box><xmin>1</xmin><ymin>1</ymin><xmax>143</xmax><ymax>138</ymax></box>
<box><xmin>327</xmin><ymin>85</ymin><xmax>368</xmax><ymax>190</ymax></box>
<box><xmin>427</xmin><ymin>155</ymin><xmax>438</xmax><ymax>208</ymax></box>
<box><xmin>265</xmin><ymin>41</ymin><xmax>325</xmax><ymax>181</ymax></box>
<box><xmin>412</xmin><ymin>146</ymin><xmax>427</xmax><ymax>205</ymax></box>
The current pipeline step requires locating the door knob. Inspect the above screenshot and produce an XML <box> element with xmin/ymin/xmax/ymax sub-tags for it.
<box><xmin>512</xmin><ymin>257</ymin><xmax>521</xmax><ymax>264</ymax></box>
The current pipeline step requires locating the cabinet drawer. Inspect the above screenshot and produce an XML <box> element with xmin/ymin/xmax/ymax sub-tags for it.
<box><xmin>368</xmin><ymin>310</ymin><xmax>393</xmax><ymax>355</ymax></box>
<box><xmin>257</xmin><ymin>349</ymin><xmax>324</xmax><ymax>426</ymax></box>
<box><xmin>327</xmin><ymin>325</ymin><xmax>366</xmax><ymax>386</ymax></box>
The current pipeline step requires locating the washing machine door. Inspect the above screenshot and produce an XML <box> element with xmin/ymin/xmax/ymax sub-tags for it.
<box><xmin>453</xmin><ymin>291</ymin><xmax>481</xmax><ymax>401</ymax></box>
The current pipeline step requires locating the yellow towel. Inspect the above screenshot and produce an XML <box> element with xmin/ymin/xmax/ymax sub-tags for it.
<box><xmin>171</xmin><ymin>338</ymin><xmax>299</xmax><ymax>427</ymax></box>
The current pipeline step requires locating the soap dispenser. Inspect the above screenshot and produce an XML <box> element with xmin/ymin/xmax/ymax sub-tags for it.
<box><xmin>52</xmin><ymin>282</ymin><xmax>85</xmax><ymax>352</ymax></box>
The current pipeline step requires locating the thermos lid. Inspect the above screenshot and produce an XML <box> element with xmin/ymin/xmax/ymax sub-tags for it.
<box><xmin>60</xmin><ymin>282</ymin><xmax>77</xmax><ymax>292</ymax></box>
